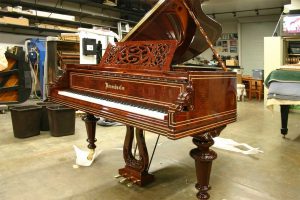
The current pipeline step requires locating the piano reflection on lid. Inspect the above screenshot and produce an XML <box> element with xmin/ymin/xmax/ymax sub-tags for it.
<box><xmin>48</xmin><ymin>0</ymin><xmax>237</xmax><ymax>199</ymax></box>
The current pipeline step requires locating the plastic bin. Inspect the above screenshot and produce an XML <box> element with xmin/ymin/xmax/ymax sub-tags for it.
<box><xmin>47</xmin><ymin>105</ymin><xmax>75</xmax><ymax>137</ymax></box>
<box><xmin>10</xmin><ymin>105</ymin><xmax>42</xmax><ymax>138</ymax></box>
<box><xmin>36</xmin><ymin>102</ymin><xmax>59</xmax><ymax>131</ymax></box>
<box><xmin>252</xmin><ymin>69</ymin><xmax>264</xmax><ymax>80</ymax></box>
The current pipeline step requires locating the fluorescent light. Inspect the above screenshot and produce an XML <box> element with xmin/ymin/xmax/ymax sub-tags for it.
<box><xmin>103</xmin><ymin>0</ymin><xmax>117</xmax><ymax>6</ymax></box>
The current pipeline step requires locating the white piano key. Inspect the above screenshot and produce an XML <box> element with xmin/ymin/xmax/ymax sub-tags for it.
<box><xmin>58</xmin><ymin>91</ymin><xmax>167</xmax><ymax>120</ymax></box>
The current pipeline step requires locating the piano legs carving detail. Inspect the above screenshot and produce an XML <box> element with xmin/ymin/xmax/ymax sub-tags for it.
<box><xmin>190</xmin><ymin>126</ymin><xmax>225</xmax><ymax>200</ymax></box>
<box><xmin>82</xmin><ymin>114</ymin><xmax>99</xmax><ymax>159</ymax></box>
<box><xmin>119</xmin><ymin>126</ymin><xmax>154</xmax><ymax>186</ymax></box>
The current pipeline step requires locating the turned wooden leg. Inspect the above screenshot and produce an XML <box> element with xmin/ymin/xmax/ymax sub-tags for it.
<box><xmin>119</xmin><ymin>125</ymin><xmax>154</xmax><ymax>186</ymax></box>
<box><xmin>190</xmin><ymin>126</ymin><xmax>225</xmax><ymax>200</ymax></box>
<box><xmin>82</xmin><ymin>113</ymin><xmax>99</xmax><ymax>150</ymax></box>
<box><xmin>280</xmin><ymin>105</ymin><xmax>290</xmax><ymax>138</ymax></box>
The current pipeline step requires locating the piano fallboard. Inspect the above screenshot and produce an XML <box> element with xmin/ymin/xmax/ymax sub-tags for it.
<box><xmin>68</xmin><ymin>70</ymin><xmax>189</xmax><ymax>111</ymax></box>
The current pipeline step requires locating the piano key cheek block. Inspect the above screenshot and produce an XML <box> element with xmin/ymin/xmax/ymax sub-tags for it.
<box><xmin>49</xmin><ymin>0</ymin><xmax>237</xmax><ymax>199</ymax></box>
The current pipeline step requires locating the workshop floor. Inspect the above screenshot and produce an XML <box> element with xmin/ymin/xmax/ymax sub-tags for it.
<box><xmin>0</xmin><ymin>101</ymin><xmax>300</xmax><ymax>200</ymax></box>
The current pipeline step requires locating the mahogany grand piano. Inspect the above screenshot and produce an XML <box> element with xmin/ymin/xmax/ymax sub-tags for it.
<box><xmin>49</xmin><ymin>0</ymin><xmax>237</xmax><ymax>199</ymax></box>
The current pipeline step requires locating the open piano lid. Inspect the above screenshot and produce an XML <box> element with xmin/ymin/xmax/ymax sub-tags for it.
<box><xmin>122</xmin><ymin>0</ymin><xmax>222</xmax><ymax>65</ymax></box>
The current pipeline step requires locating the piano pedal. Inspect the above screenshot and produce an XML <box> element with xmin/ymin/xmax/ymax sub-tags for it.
<box><xmin>119</xmin><ymin>178</ymin><xmax>128</xmax><ymax>183</ymax></box>
<box><xmin>126</xmin><ymin>178</ymin><xmax>140</xmax><ymax>187</ymax></box>
<box><xmin>114</xmin><ymin>174</ymin><xmax>122</xmax><ymax>179</ymax></box>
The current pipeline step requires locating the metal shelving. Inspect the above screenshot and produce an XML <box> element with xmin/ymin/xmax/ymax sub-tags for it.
<box><xmin>0</xmin><ymin>0</ymin><xmax>146</xmax><ymax>37</ymax></box>
<box><xmin>0</xmin><ymin>10</ymin><xmax>93</xmax><ymax>29</ymax></box>
<box><xmin>63</xmin><ymin>0</ymin><xmax>146</xmax><ymax>17</ymax></box>
<box><xmin>0</xmin><ymin>23</ymin><xmax>77</xmax><ymax>36</ymax></box>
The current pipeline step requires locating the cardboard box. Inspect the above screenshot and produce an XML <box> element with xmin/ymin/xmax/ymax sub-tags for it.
<box><xmin>3</xmin><ymin>6</ymin><xmax>13</xmax><ymax>12</ymax></box>
<box><xmin>226</xmin><ymin>59</ymin><xmax>238</xmax><ymax>66</ymax></box>
<box><xmin>0</xmin><ymin>16</ymin><xmax>29</xmax><ymax>26</ymax></box>
<box><xmin>60</xmin><ymin>33</ymin><xmax>79</xmax><ymax>41</ymax></box>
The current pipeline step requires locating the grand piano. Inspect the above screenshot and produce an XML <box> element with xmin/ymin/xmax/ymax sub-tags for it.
<box><xmin>49</xmin><ymin>0</ymin><xmax>237</xmax><ymax>199</ymax></box>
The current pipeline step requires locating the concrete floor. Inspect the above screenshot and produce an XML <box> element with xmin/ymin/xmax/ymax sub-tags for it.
<box><xmin>0</xmin><ymin>101</ymin><xmax>300</xmax><ymax>200</ymax></box>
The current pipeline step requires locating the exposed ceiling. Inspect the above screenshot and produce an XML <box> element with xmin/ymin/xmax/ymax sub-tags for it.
<box><xmin>202</xmin><ymin>0</ymin><xmax>290</xmax><ymax>13</ymax></box>
<box><xmin>200</xmin><ymin>0</ymin><xmax>291</xmax><ymax>21</ymax></box>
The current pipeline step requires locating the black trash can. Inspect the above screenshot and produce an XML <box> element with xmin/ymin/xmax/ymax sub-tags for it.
<box><xmin>47</xmin><ymin>105</ymin><xmax>75</xmax><ymax>137</ymax></box>
<box><xmin>36</xmin><ymin>102</ymin><xmax>59</xmax><ymax>131</ymax></box>
<box><xmin>10</xmin><ymin>105</ymin><xmax>42</xmax><ymax>138</ymax></box>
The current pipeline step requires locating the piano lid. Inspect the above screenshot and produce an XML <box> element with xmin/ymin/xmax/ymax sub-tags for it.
<box><xmin>121</xmin><ymin>0</ymin><xmax>222</xmax><ymax>65</ymax></box>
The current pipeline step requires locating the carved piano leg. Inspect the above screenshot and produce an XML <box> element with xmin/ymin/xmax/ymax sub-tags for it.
<box><xmin>280</xmin><ymin>105</ymin><xmax>290</xmax><ymax>138</ymax></box>
<box><xmin>190</xmin><ymin>126</ymin><xmax>225</xmax><ymax>200</ymax></box>
<box><xmin>82</xmin><ymin>114</ymin><xmax>99</xmax><ymax>159</ymax></box>
<box><xmin>119</xmin><ymin>126</ymin><xmax>154</xmax><ymax>186</ymax></box>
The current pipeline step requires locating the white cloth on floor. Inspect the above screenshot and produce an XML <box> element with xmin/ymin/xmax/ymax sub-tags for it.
<box><xmin>73</xmin><ymin>145</ymin><xmax>102</xmax><ymax>167</ymax></box>
<box><xmin>213</xmin><ymin>137</ymin><xmax>263</xmax><ymax>155</ymax></box>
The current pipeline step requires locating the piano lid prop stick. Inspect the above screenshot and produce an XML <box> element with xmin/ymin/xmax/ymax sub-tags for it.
<box><xmin>183</xmin><ymin>0</ymin><xmax>227</xmax><ymax>72</ymax></box>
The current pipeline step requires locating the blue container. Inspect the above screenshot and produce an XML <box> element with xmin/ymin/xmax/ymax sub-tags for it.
<box><xmin>252</xmin><ymin>69</ymin><xmax>264</xmax><ymax>80</ymax></box>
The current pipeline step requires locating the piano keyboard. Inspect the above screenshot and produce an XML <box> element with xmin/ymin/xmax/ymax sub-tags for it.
<box><xmin>58</xmin><ymin>91</ymin><xmax>167</xmax><ymax>120</ymax></box>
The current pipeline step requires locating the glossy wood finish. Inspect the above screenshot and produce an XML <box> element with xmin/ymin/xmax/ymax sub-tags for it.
<box><xmin>191</xmin><ymin>126</ymin><xmax>225</xmax><ymax>200</ymax></box>
<box><xmin>82</xmin><ymin>113</ymin><xmax>99</xmax><ymax>150</ymax></box>
<box><xmin>0</xmin><ymin>49</ymin><xmax>31</xmax><ymax>104</ymax></box>
<box><xmin>119</xmin><ymin>126</ymin><xmax>154</xmax><ymax>186</ymax></box>
<box><xmin>48</xmin><ymin>1</ymin><xmax>236</xmax><ymax>199</ymax></box>
<box><xmin>122</xmin><ymin>0</ymin><xmax>222</xmax><ymax>64</ymax></box>
<box><xmin>49</xmin><ymin>67</ymin><xmax>236</xmax><ymax>139</ymax></box>
<box><xmin>100</xmin><ymin>40</ymin><xmax>178</xmax><ymax>72</ymax></box>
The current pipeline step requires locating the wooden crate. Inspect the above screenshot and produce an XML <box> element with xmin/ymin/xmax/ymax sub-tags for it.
<box><xmin>0</xmin><ymin>16</ymin><xmax>29</xmax><ymax>26</ymax></box>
